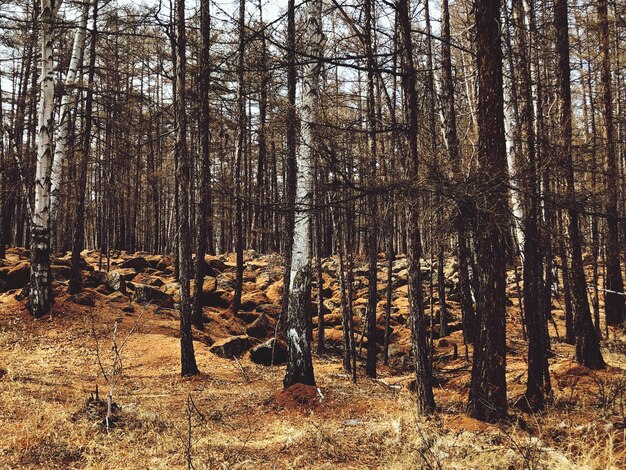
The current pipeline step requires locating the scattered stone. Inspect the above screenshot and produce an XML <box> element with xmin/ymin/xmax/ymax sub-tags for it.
<box><xmin>250</xmin><ymin>338</ymin><xmax>287</xmax><ymax>365</ymax></box>
<box><xmin>209</xmin><ymin>335</ymin><xmax>253</xmax><ymax>358</ymax></box>
<box><xmin>68</xmin><ymin>292</ymin><xmax>96</xmax><ymax>307</ymax></box>
<box><xmin>203</xmin><ymin>255</ymin><xmax>227</xmax><ymax>275</ymax></box>
<box><xmin>201</xmin><ymin>289</ymin><xmax>230</xmax><ymax>308</ymax></box>
<box><xmin>105</xmin><ymin>271</ymin><xmax>126</xmax><ymax>293</ymax></box>
<box><xmin>246</xmin><ymin>313</ymin><xmax>274</xmax><ymax>338</ymax></box>
<box><xmin>120</xmin><ymin>256</ymin><xmax>150</xmax><ymax>272</ymax></box>
<box><xmin>84</xmin><ymin>270</ymin><xmax>107</xmax><ymax>288</ymax></box>
<box><xmin>132</xmin><ymin>283</ymin><xmax>174</xmax><ymax>308</ymax></box>
<box><xmin>51</xmin><ymin>264</ymin><xmax>71</xmax><ymax>280</ymax></box>
<box><xmin>240</xmin><ymin>291</ymin><xmax>270</xmax><ymax>311</ymax></box>
<box><xmin>2</xmin><ymin>262</ymin><xmax>29</xmax><ymax>291</ymax></box>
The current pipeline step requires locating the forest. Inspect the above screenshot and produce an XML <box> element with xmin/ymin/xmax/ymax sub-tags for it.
<box><xmin>0</xmin><ymin>0</ymin><xmax>625</xmax><ymax>467</ymax></box>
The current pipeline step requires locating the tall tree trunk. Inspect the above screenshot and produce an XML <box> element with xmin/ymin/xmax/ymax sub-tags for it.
<box><xmin>232</xmin><ymin>0</ymin><xmax>246</xmax><ymax>315</ymax></box>
<box><xmin>555</xmin><ymin>0</ymin><xmax>604</xmax><ymax>368</ymax></box>
<box><xmin>283</xmin><ymin>0</ymin><xmax>321</xmax><ymax>389</ymax></box>
<box><xmin>193</xmin><ymin>0</ymin><xmax>213</xmax><ymax>330</ymax></box>
<box><xmin>364</xmin><ymin>0</ymin><xmax>378</xmax><ymax>379</ymax></box>
<box><xmin>597</xmin><ymin>0</ymin><xmax>625</xmax><ymax>326</ymax></box>
<box><xmin>69</xmin><ymin>0</ymin><xmax>99</xmax><ymax>294</ymax></box>
<box><xmin>29</xmin><ymin>0</ymin><xmax>62</xmax><ymax>318</ymax></box>
<box><xmin>468</xmin><ymin>0</ymin><xmax>509</xmax><ymax>422</ymax></box>
<box><xmin>398</xmin><ymin>0</ymin><xmax>435</xmax><ymax>416</ymax></box>
<box><xmin>175</xmin><ymin>0</ymin><xmax>199</xmax><ymax>376</ymax></box>
<box><xmin>513</xmin><ymin>0</ymin><xmax>548</xmax><ymax>410</ymax></box>
<box><xmin>50</xmin><ymin>0</ymin><xmax>88</xmax><ymax>248</ymax></box>
<box><xmin>440</xmin><ymin>0</ymin><xmax>474</xmax><ymax>345</ymax></box>
<box><xmin>281</xmin><ymin>0</ymin><xmax>298</xmax><ymax>328</ymax></box>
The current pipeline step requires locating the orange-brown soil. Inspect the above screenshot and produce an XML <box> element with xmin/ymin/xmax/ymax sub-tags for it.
<box><xmin>0</xmin><ymin>247</ymin><xmax>624</xmax><ymax>468</ymax></box>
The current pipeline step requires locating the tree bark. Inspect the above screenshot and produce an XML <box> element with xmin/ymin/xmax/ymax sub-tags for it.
<box><xmin>284</xmin><ymin>0</ymin><xmax>322</xmax><ymax>389</ymax></box>
<box><xmin>398</xmin><ymin>0</ymin><xmax>435</xmax><ymax>416</ymax></box>
<box><xmin>555</xmin><ymin>0</ymin><xmax>604</xmax><ymax>368</ymax></box>
<box><xmin>175</xmin><ymin>0</ymin><xmax>199</xmax><ymax>376</ymax></box>
<box><xmin>29</xmin><ymin>0</ymin><xmax>62</xmax><ymax>318</ymax></box>
<box><xmin>468</xmin><ymin>0</ymin><xmax>509</xmax><ymax>422</ymax></box>
<box><xmin>597</xmin><ymin>0</ymin><xmax>625</xmax><ymax>326</ymax></box>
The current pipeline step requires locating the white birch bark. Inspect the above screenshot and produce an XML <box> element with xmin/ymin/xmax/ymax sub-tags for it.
<box><xmin>30</xmin><ymin>0</ymin><xmax>62</xmax><ymax>317</ymax></box>
<box><xmin>503</xmin><ymin>76</ymin><xmax>525</xmax><ymax>254</ymax></box>
<box><xmin>50</xmin><ymin>1</ymin><xmax>88</xmax><ymax>236</ymax></box>
<box><xmin>284</xmin><ymin>0</ymin><xmax>322</xmax><ymax>388</ymax></box>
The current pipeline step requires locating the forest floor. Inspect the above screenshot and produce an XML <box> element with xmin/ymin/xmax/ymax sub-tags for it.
<box><xmin>0</xmin><ymin>247</ymin><xmax>625</xmax><ymax>469</ymax></box>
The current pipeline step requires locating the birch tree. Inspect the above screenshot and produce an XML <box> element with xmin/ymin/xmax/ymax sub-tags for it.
<box><xmin>29</xmin><ymin>0</ymin><xmax>62</xmax><ymax>318</ymax></box>
<box><xmin>283</xmin><ymin>0</ymin><xmax>322</xmax><ymax>389</ymax></box>
<box><xmin>50</xmin><ymin>0</ymin><xmax>89</xmax><ymax>244</ymax></box>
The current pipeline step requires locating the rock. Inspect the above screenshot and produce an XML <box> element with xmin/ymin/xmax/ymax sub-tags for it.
<box><xmin>105</xmin><ymin>271</ymin><xmax>126</xmax><ymax>293</ymax></box>
<box><xmin>132</xmin><ymin>283</ymin><xmax>174</xmax><ymax>308</ymax></box>
<box><xmin>120</xmin><ymin>256</ymin><xmax>150</xmax><ymax>272</ymax></box>
<box><xmin>201</xmin><ymin>276</ymin><xmax>218</xmax><ymax>294</ymax></box>
<box><xmin>84</xmin><ymin>270</ymin><xmax>107</xmax><ymax>288</ymax></box>
<box><xmin>255</xmin><ymin>272</ymin><xmax>271</xmax><ymax>290</ymax></box>
<box><xmin>51</xmin><ymin>264</ymin><xmax>71</xmax><ymax>280</ymax></box>
<box><xmin>96</xmin><ymin>284</ymin><xmax>113</xmax><ymax>295</ymax></box>
<box><xmin>254</xmin><ymin>303</ymin><xmax>281</xmax><ymax>317</ymax></box>
<box><xmin>209</xmin><ymin>335</ymin><xmax>253</xmax><ymax>358</ymax></box>
<box><xmin>113</xmin><ymin>268</ymin><xmax>138</xmax><ymax>281</ymax></box>
<box><xmin>203</xmin><ymin>255</ymin><xmax>227</xmax><ymax>274</ymax></box>
<box><xmin>148</xmin><ymin>277</ymin><xmax>165</xmax><ymax>288</ymax></box>
<box><xmin>266</xmin><ymin>281</ymin><xmax>283</xmax><ymax>304</ymax></box>
<box><xmin>246</xmin><ymin>313</ymin><xmax>274</xmax><ymax>338</ymax></box>
<box><xmin>240</xmin><ymin>292</ymin><xmax>270</xmax><ymax>311</ymax></box>
<box><xmin>201</xmin><ymin>289</ymin><xmax>230</xmax><ymax>308</ymax></box>
<box><xmin>107</xmin><ymin>292</ymin><xmax>129</xmax><ymax>304</ymax></box>
<box><xmin>250</xmin><ymin>338</ymin><xmax>287</xmax><ymax>365</ymax></box>
<box><xmin>237</xmin><ymin>311</ymin><xmax>261</xmax><ymax>324</ymax></box>
<box><xmin>156</xmin><ymin>256</ymin><xmax>174</xmax><ymax>272</ymax></box>
<box><xmin>68</xmin><ymin>292</ymin><xmax>96</xmax><ymax>307</ymax></box>
<box><xmin>3</xmin><ymin>262</ymin><xmax>30</xmax><ymax>291</ymax></box>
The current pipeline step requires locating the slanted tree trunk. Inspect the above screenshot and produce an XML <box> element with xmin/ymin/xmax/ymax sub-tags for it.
<box><xmin>555</xmin><ymin>0</ymin><xmax>604</xmax><ymax>368</ymax></box>
<box><xmin>283</xmin><ymin>0</ymin><xmax>322</xmax><ymax>389</ymax></box>
<box><xmin>468</xmin><ymin>0</ymin><xmax>509</xmax><ymax>422</ymax></box>
<box><xmin>175</xmin><ymin>0</ymin><xmax>199</xmax><ymax>376</ymax></box>
<box><xmin>30</xmin><ymin>0</ymin><xmax>63</xmax><ymax>318</ymax></box>
<box><xmin>50</xmin><ymin>0</ymin><xmax>88</xmax><ymax>247</ymax></box>
<box><xmin>398</xmin><ymin>0</ymin><xmax>435</xmax><ymax>416</ymax></box>
<box><xmin>597</xmin><ymin>0</ymin><xmax>625</xmax><ymax>326</ymax></box>
<box><xmin>69</xmin><ymin>0</ymin><xmax>99</xmax><ymax>295</ymax></box>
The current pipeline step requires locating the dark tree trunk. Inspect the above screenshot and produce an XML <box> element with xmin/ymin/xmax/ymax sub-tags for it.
<box><xmin>468</xmin><ymin>0</ymin><xmax>509</xmax><ymax>422</ymax></box>
<box><xmin>69</xmin><ymin>0</ymin><xmax>99</xmax><ymax>295</ymax></box>
<box><xmin>555</xmin><ymin>0</ymin><xmax>604</xmax><ymax>368</ymax></box>
<box><xmin>232</xmin><ymin>0</ymin><xmax>246</xmax><ymax>315</ymax></box>
<box><xmin>175</xmin><ymin>0</ymin><xmax>199</xmax><ymax>377</ymax></box>
<box><xmin>281</xmin><ymin>0</ymin><xmax>298</xmax><ymax>330</ymax></box>
<box><xmin>192</xmin><ymin>0</ymin><xmax>213</xmax><ymax>330</ymax></box>
<box><xmin>597</xmin><ymin>0</ymin><xmax>625</xmax><ymax>326</ymax></box>
<box><xmin>364</xmin><ymin>0</ymin><xmax>378</xmax><ymax>379</ymax></box>
<box><xmin>398</xmin><ymin>0</ymin><xmax>435</xmax><ymax>416</ymax></box>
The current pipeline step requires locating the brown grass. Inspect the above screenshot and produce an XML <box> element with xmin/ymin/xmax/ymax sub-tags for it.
<box><xmin>0</xmin><ymin>250</ymin><xmax>625</xmax><ymax>469</ymax></box>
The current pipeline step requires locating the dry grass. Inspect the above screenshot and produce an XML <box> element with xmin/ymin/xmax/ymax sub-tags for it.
<box><xmin>0</xmin><ymin>251</ymin><xmax>625</xmax><ymax>469</ymax></box>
